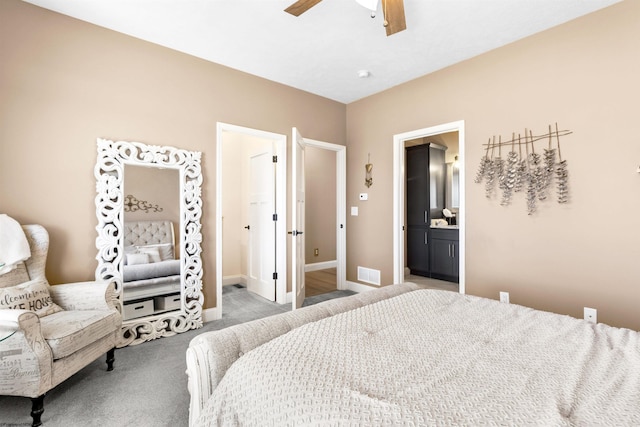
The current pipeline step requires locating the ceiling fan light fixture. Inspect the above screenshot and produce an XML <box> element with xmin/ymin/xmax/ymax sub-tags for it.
<box><xmin>355</xmin><ymin>0</ymin><xmax>379</xmax><ymax>12</ymax></box>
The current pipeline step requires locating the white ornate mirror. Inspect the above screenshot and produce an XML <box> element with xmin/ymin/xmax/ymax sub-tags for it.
<box><xmin>95</xmin><ymin>138</ymin><xmax>204</xmax><ymax>346</ymax></box>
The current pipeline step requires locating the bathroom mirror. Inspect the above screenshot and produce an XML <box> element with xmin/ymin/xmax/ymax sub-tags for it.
<box><xmin>446</xmin><ymin>160</ymin><xmax>460</xmax><ymax>210</ymax></box>
<box><xmin>429</xmin><ymin>144</ymin><xmax>446</xmax><ymax>218</ymax></box>
<box><xmin>95</xmin><ymin>138</ymin><xmax>204</xmax><ymax>346</ymax></box>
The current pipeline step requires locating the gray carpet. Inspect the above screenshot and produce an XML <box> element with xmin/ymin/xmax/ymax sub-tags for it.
<box><xmin>0</xmin><ymin>286</ymin><xmax>355</xmax><ymax>427</ymax></box>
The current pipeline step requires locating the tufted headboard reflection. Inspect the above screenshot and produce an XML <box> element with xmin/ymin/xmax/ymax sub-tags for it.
<box><xmin>124</xmin><ymin>220</ymin><xmax>175</xmax><ymax>247</ymax></box>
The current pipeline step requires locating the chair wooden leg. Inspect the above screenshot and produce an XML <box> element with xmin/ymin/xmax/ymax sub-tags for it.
<box><xmin>106</xmin><ymin>348</ymin><xmax>115</xmax><ymax>371</ymax></box>
<box><xmin>30</xmin><ymin>394</ymin><xmax>45</xmax><ymax>427</ymax></box>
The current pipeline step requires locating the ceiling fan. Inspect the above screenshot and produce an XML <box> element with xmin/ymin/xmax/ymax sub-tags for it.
<box><xmin>285</xmin><ymin>0</ymin><xmax>406</xmax><ymax>36</ymax></box>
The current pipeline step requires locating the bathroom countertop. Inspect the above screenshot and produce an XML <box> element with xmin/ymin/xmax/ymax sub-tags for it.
<box><xmin>430</xmin><ymin>225</ymin><xmax>459</xmax><ymax>229</ymax></box>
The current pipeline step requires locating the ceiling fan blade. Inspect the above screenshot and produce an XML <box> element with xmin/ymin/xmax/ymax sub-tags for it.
<box><xmin>285</xmin><ymin>0</ymin><xmax>323</xmax><ymax>16</ymax></box>
<box><xmin>382</xmin><ymin>0</ymin><xmax>407</xmax><ymax>36</ymax></box>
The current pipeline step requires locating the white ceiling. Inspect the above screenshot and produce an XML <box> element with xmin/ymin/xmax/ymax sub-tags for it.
<box><xmin>24</xmin><ymin>0</ymin><xmax>621</xmax><ymax>104</ymax></box>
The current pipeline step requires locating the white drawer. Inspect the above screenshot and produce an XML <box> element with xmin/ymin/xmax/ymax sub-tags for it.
<box><xmin>154</xmin><ymin>293</ymin><xmax>181</xmax><ymax>311</ymax></box>
<box><xmin>123</xmin><ymin>299</ymin><xmax>154</xmax><ymax>320</ymax></box>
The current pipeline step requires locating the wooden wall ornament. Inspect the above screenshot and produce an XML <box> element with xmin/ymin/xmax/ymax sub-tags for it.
<box><xmin>365</xmin><ymin>153</ymin><xmax>373</xmax><ymax>188</ymax></box>
<box><xmin>475</xmin><ymin>123</ymin><xmax>571</xmax><ymax>215</ymax></box>
<box><xmin>95</xmin><ymin>138</ymin><xmax>204</xmax><ymax>346</ymax></box>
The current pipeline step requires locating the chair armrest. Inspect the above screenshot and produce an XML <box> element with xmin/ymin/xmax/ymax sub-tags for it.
<box><xmin>0</xmin><ymin>309</ymin><xmax>41</xmax><ymax>331</ymax></box>
<box><xmin>0</xmin><ymin>310</ymin><xmax>51</xmax><ymax>397</ymax></box>
<box><xmin>49</xmin><ymin>281</ymin><xmax>118</xmax><ymax>311</ymax></box>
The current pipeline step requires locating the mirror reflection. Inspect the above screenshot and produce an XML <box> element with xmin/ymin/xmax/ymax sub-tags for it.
<box><xmin>449</xmin><ymin>159</ymin><xmax>460</xmax><ymax>209</ymax></box>
<box><xmin>121</xmin><ymin>165</ymin><xmax>181</xmax><ymax>320</ymax></box>
<box><xmin>429</xmin><ymin>145</ymin><xmax>446</xmax><ymax>217</ymax></box>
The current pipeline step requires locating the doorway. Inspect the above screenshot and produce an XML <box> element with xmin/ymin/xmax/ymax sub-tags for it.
<box><xmin>246</xmin><ymin>149</ymin><xmax>277</xmax><ymax>300</ymax></box>
<box><xmin>393</xmin><ymin>121</ymin><xmax>466</xmax><ymax>294</ymax></box>
<box><xmin>290</xmin><ymin>132</ymin><xmax>347</xmax><ymax>308</ymax></box>
<box><xmin>214</xmin><ymin>123</ymin><xmax>287</xmax><ymax>320</ymax></box>
<box><xmin>304</xmin><ymin>145</ymin><xmax>338</xmax><ymax>297</ymax></box>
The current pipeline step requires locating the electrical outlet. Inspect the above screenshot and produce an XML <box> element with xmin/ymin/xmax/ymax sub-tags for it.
<box><xmin>499</xmin><ymin>291</ymin><xmax>509</xmax><ymax>304</ymax></box>
<box><xmin>584</xmin><ymin>307</ymin><xmax>597</xmax><ymax>324</ymax></box>
<box><xmin>314</xmin><ymin>248</ymin><xmax>319</xmax><ymax>256</ymax></box>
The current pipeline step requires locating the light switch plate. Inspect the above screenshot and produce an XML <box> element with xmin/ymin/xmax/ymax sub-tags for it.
<box><xmin>351</xmin><ymin>206</ymin><xmax>359</xmax><ymax>216</ymax></box>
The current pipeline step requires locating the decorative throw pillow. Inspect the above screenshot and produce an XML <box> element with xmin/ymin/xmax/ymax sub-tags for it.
<box><xmin>136</xmin><ymin>243</ymin><xmax>174</xmax><ymax>261</ymax></box>
<box><xmin>123</xmin><ymin>245</ymin><xmax>138</xmax><ymax>265</ymax></box>
<box><xmin>135</xmin><ymin>246</ymin><xmax>162</xmax><ymax>263</ymax></box>
<box><xmin>0</xmin><ymin>279</ymin><xmax>63</xmax><ymax>317</ymax></box>
<box><xmin>126</xmin><ymin>253</ymin><xmax>150</xmax><ymax>265</ymax></box>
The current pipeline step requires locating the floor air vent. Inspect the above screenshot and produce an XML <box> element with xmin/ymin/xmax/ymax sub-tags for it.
<box><xmin>357</xmin><ymin>266</ymin><xmax>381</xmax><ymax>286</ymax></box>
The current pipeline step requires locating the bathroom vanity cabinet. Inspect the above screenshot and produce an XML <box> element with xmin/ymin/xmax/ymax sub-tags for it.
<box><xmin>406</xmin><ymin>143</ymin><xmax>447</xmax><ymax>278</ymax></box>
<box><xmin>429</xmin><ymin>227</ymin><xmax>459</xmax><ymax>282</ymax></box>
<box><xmin>406</xmin><ymin>145</ymin><xmax>432</xmax><ymax>276</ymax></box>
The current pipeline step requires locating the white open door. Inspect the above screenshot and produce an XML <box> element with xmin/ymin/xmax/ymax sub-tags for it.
<box><xmin>291</xmin><ymin>128</ymin><xmax>306</xmax><ymax>309</ymax></box>
<box><xmin>247</xmin><ymin>150</ymin><xmax>276</xmax><ymax>301</ymax></box>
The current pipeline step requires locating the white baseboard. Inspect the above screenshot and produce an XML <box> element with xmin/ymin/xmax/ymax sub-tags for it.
<box><xmin>305</xmin><ymin>260</ymin><xmax>337</xmax><ymax>272</ymax></box>
<box><xmin>202</xmin><ymin>307</ymin><xmax>221</xmax><ymax>323</ymax></box>
<box><xmin>345</xmin><ymin>280</ymin><xmax>376</xmax><ymax>293</ymax></box>
<box><xmin>223</xmin><ymin>275</ymin><xmax>247</xmax><ymax>286</ymax></box>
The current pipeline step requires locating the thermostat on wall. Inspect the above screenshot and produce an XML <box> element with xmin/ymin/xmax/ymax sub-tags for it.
<box><xmin>359</xmin><ymin>193</ymin><xmax>368</xmax><ymax>201</ymax></box>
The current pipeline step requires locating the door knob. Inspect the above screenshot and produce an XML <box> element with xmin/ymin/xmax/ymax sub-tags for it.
<box><xmin>244</xmin><ymin>225</ymin><xmax>250</xmax><ymax>230</ymax></box>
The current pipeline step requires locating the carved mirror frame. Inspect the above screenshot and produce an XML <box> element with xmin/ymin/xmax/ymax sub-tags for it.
<box><xmin>95</xmin><ymin>138</ymin><xmax>204</xmax><ymax>346</ymax></box>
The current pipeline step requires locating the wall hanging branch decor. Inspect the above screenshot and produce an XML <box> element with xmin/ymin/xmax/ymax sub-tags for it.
<box><xmin>365</xmin><ymin>153</ymin><xmax>373</xmax><ymax>188</ymax></box>
<box><xmin>123</xmin><ymin>194</ymin><xmax>163</xmax><ymax>213</ymax></box>
<box><xmin>475</xmin><ymin>123</ymin><xmax>571</xmax><ymax>215</ymax></box>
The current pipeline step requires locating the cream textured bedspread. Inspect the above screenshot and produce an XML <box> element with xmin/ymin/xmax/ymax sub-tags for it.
<box><xmin>197</xmin><ymin>289</ymin><xmax>640</xmax><ymax>426</ymax></box>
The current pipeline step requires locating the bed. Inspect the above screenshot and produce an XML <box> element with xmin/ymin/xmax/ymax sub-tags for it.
<box><xmin>186</xmin><ymin>284</ymin><xmax>640</xmax><ymax>426</ymax></box>
<box><xmin>122</xmin><ymin>220</ymin><xmax>180</xmax><ymax>302</ymax></box>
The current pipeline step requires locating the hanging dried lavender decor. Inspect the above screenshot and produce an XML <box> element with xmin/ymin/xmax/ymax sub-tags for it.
<box><xmin>501</xmin><ymin>136</ymin><xmax>519</xmax><ymax>206</ymax></box>
<box><xmin>474</xmin><ymin>139</ymin><xmax>492</xmax><ymax>184</ymax></box>
<box><xmin>555</xmin><ymin>123</ymin><xmax>569</xmax><ymax>203</ymax></box>
<box><xmin>474</xmin><ymin>124</ymin><xmax>571</xmax><ymax>214</ymax></box>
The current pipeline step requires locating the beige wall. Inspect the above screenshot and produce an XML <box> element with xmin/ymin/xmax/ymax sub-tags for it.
<box><xmin>221</xmin><ymin>134</ymin><xmax>244</xmax><ymax>279</ymax></box>
<box><xmin>346</xmin><ymin>0</ymin><xmax>640</xmax><ymax>330</ymax></box>
<box><xmin>0</xmin><ymin>0</ymin><xmax>346</xmax><ymax>310</ymax></box>
<box><xmin>3</xmin><ymin>0</ymin><xmax>640</xmax><ymax>330</ymax></box>
<box><xmin>305</xmin><ymin>146</ymin><xmax>337</xmax><ymax>263</ymax></box>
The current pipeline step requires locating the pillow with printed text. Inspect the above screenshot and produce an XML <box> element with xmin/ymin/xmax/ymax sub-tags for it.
<box><xmin>0</xmin><ymin>279</ymin><xmax>63</xmax><ymax>317</ymax></box>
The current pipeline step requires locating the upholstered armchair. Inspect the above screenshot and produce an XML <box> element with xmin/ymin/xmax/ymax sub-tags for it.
<box><xmin>0</xmin><ymin>224</ymin><xmax>122</xmax><ymax>427</ymax></box>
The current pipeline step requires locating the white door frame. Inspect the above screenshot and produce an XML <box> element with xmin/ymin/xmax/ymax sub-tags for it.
<box><xmin>291</xmin><ymin>128</ymin><xmax>306</xmax><ymax>309</ymax></box>
<box><xmin>212</xmin><ymin>122</ymin><xmax>287</xmax><ymax>321</ymax></box>
<box><xmin>302</xmin><ymin>137</ymin><xmax>347</xmax><ymax>292</ymax></box>
<box><xmin>392</xmin><ymin>120</ymin><xmax>466</xmax><ymax>294</ymax></box>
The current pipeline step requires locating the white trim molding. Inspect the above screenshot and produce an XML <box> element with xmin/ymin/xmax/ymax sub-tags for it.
<box><xmin>222</xmin><ymin>275</ymin><xmax>247</xmax><ymax>286</ymax></box>
<box><xmin>215</xmin><ymin>123</ymin><xmax>288</xmax><ymax>316</ymax></box>
<box><xmin>345</xmin><ymin>280</ymin><xmax>376</xmax><ymax>294</ymax></box>
<box><xmin>202</xmin><ymin>307</ymin><xmax>220</xmax><ymax>323</ymax></box>
<box><xmin>305</xmin><ymin>260</ymin><xmax>337</xmax><ymax>272</ymax></box>
<box><xmin>300</xmin><ymin>138</ymin><xmax>347</xmax><ymax>291</ymax></box>
<box><xmin>392</xmin><ymin>121</ymin><xmax>466</xmax><ymax>295</ymax></box>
